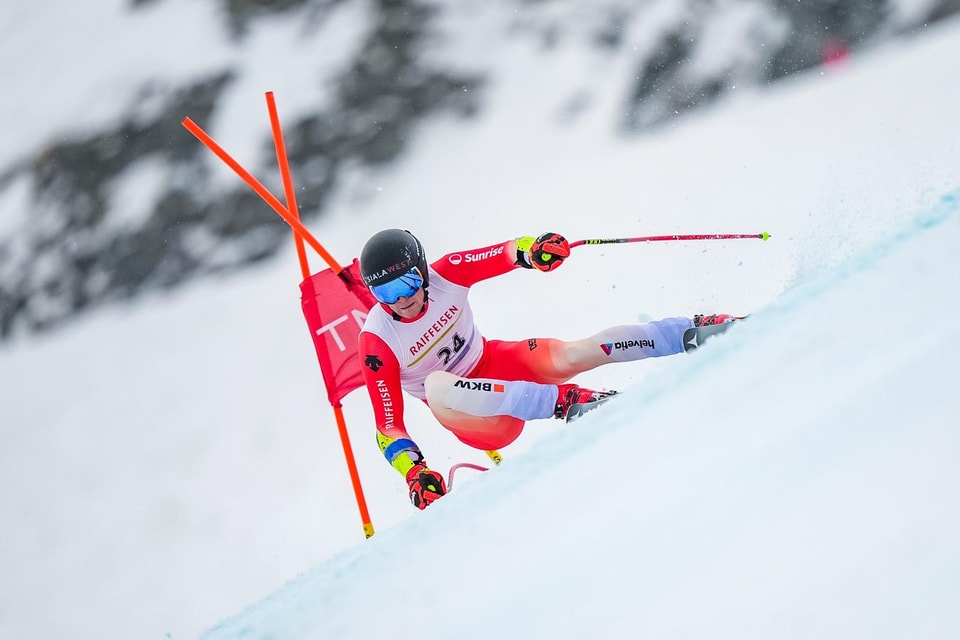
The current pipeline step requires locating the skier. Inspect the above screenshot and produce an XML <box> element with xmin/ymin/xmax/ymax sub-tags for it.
<box><xmin>358</xmin><ymin>229</ymin><xmax>736</xmax><ymax>509</ymax></box>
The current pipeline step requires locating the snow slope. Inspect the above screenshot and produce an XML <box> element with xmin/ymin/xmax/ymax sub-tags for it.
<box><xmin>202</xmin><ymin>191</ymin><xmax>960</xmax><ymax>640</ymax></box>
<box><xmin>1</xmin><ymin>11</ymin><xmax>960</xmax><ymax>640</ymax></box>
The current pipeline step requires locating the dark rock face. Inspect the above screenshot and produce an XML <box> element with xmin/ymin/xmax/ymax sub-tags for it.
<box><xmin>765</xmin><ymin>0</ymin><xmax>889</xmax><ymax>79</ymax></box>
<box><xmin>0</xmin><ymin>0</ymin><xmax>956</xmax><ymax>340</ymax></box>
<box><xmin>0</xmin><ymin>0</ymin><xmax>481</xmax><ymax>339</ymax></box>
<box><xmin>620</xmin><ymin>0</ymin><xmax>944</xmax><ymax>131</ymax></box>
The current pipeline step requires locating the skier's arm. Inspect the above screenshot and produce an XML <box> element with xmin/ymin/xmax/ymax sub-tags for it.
<box><xmin>358</xmin><ymin>331</ymin><xmax>447</xmax><ymax>509</ymax></box>
<box><xmin>434</xmin><ymin>233</ymin><xmax>570</xmax><ymax>286</ymax></box>
<box><xmin>358</xmin><ymin>331</ymin><xmax>422</xmax><ymax>475</ymax></box>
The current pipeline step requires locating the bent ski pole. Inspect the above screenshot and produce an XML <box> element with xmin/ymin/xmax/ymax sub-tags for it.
<box><xmin>446</xmin><ymin>462</ymin><xmax>489</xmax><ymax>491</ymax></box>
<box><xmin>570</xmin><ymin>232</ymin><xmax>770</xmax><ymax>248</ymax></box>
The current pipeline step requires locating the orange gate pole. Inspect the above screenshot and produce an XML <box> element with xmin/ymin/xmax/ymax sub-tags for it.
<box><xmin>181</xmin><ymin>105</ymin><xmax>375</xmax><ymax>539</ymax></box>
<box><xmin>265</xmin><ymin>92</ymin><xmax>374</xmax><ymax>539</ymax></box>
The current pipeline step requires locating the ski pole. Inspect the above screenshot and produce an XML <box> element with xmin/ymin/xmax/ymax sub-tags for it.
<box><xmin>446</xmin><ymin>462</ymin><xmax>489</xmax><ymax>491</ymax></box>
<box><xmin>570</xmin><ymin>232</ymin><xmax>770</xmax><ymax>248</ymax></box>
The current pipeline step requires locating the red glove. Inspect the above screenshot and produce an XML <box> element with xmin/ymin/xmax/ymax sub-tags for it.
<box><xmin>528</xmin><ymin>232</ymin><xmax>570</xmax><ymax>271</ymax></box>
<box><xmin>405</xmin><ymin>463</ymin><xmax>447</xmax><ymax>510</ymax></box>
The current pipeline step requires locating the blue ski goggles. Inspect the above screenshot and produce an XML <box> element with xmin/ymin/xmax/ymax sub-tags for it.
<box><xmin>369</xmin><ymin>267</ymin><xmax>425</xmax><ymax>304</ymax></box>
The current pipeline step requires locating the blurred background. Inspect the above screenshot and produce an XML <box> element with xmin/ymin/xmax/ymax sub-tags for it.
<box><xmin>3</xmin><ymin>0</ymin><xmax>958</xmax><ymax>341</ymax></box>
<box><xmin>2</xmin><ymin>1</ymin><xmax>960</xmax><ymax>639</ymax></box>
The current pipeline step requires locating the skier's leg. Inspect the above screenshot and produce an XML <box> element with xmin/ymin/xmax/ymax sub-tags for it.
<box><xmin>477</xmin><ymin>317</ymin><xmax>696</xmax><ymax>382</ymax></box>
<box><xmin>424</xmin><ymin>371</ymin><xmax>524</xmax><ymax>451</ymax></box>
<box><xmin>424</xmin><ymin>371</ymin><xmax>535</xmax><ymax>449</ymax></box>
<box><xmin>422</xmin><ymin>318</ymin><xmax>696</xmax><ymax>441</ymax></box>
<box><xmin>557</xmin><ymin>316</ymin><xmax>695</xmax><ymax>370</ymax></box>
<box><xmin>435</xmin><ymin>412</ymin><xmax>525</xmax><ymax>450</ymax></box>
<box><xmin>426</xmin><ymin>370</ymin><xmax>558</xmax><ymax>418</ymax></box>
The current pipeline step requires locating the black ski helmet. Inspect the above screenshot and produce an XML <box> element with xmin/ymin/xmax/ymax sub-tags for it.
<box><xmin>360</xmin><ymin>229</ymin><xmax>429</xmax><ymax>290</ymax></box>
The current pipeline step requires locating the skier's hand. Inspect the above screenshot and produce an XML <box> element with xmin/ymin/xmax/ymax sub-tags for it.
<box><xmin>405</xmin><ymin>463</ymin><xmax>447</xmax><ymax>510</ymax></box>
<box><xmin>515</xmin><ymin>232</ymin><xmax>570</xmax><ymax>271</ymax></box>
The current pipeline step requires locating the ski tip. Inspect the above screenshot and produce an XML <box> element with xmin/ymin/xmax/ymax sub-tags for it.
<box><xmin>760</xmin><ymin>231</ymin><xmax>771</xmax><ymax>241</ymax></box>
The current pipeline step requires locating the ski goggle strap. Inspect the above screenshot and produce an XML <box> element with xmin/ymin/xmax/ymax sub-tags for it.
<box><xmin>368</xmin><ymin>267</ymin><xmax>425</xmax><ymax>304</ymax></box>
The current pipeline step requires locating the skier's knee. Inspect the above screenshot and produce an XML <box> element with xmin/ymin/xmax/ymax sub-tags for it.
<box><xmin>424</xmin><ymin>370</ymin><xmax>459</xmax><ymax>406</ymax></box>
<box><xmin>552</xmin><ymin>340</ymin><xmax>597</xmax><ymax>377</ymax></box>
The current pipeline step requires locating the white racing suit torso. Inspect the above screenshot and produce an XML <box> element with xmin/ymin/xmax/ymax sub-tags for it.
<box><xmin>360</xmin><ymin>268</ymin><xmax>483</xmax><ymax>401</ymax></box>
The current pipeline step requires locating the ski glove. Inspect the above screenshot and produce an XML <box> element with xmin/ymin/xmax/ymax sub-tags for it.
<box><xmin>406</xmin><ymin>463</ymin><xmax>447</xmax><ymax>510</ymax></box>
<box><xmin>515</xmin><ymin>232</ymin><xmax>570</xmax><ymax>271</ymax></box>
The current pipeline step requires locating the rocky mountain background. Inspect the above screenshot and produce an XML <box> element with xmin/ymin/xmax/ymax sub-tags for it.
<box><xmin>1</xmin><ymin>0</ymin><xmax>957</xmax><ymax>341</ymax></box>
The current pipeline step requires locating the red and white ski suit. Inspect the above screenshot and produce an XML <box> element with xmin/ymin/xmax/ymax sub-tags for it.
<box><xmin>359</xmin><ymin>238</ymin><xmax>694</xmax><ymax>468</ymax></box>
<box><xmin>359</xmin><ymin>240</ymin><xmax>563</xmax><ymax>453</ymax></box>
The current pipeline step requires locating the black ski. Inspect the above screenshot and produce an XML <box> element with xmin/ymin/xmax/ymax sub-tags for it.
<box><xmin>566</xmin><ymin>392</ymin><xmax>619</xmax><ymax>423</ymax></box>
<box><xmin>682</xmin><ymin>322</ymin><xmax>738</xmax><ymax>352</ymax></box>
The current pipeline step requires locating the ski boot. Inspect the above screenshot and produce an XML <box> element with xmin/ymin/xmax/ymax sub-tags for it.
<box><xmin>555</xmin><ymin>384</ymin><xmax>618</xmax><ymax>423</ymax></box>
<box><xmin>693</xmin><ymin>313</ymin><xmax>744</xmax><ymax>327</ymax></box>
<box><xmin>685</xmin><ymin>313</ymin><xmax>747</xmax><ymax>351</ymax></box>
